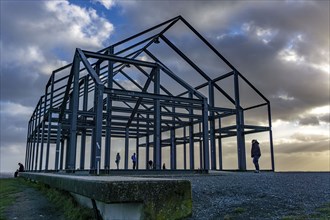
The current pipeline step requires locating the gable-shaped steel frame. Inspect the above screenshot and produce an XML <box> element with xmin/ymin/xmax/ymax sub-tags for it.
<box><xmin>25</xmin><ymin>16</ymin><xmax>274</xmax><ymax>173</ymax></box>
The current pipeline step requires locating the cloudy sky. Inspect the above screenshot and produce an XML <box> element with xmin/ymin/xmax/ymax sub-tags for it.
<box><xmin>0</xmin><ymin>0</ymin><xmax>329</xmax><ymax>172</ymax></box>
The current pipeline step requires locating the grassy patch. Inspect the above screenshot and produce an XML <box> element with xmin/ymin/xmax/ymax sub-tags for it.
<box><xmin>24</xmin><ymin>179</ymin><xmax>95</xmax><ymax>220</ymax></box>
<box><xmin>0</xmin><ymin>177</ymin><xmax>95</xmax><ymax>220</ymax></box>
<box><xmin>222</xmin><ymin>206</ymin><xmax>247</xmax><ymax>219</ymax></box>
<box><xmin>233</xmin><ymin>207</ymin><xmax>246</xmax><ymax>214</ymax></box>
<box><xmin>0</xmin><ymin>178</ymin><xmax>25</xmax><ymax>220</ymax></box>
<box><xmin>282</xmin><ymin>202</ymin><xmax>330</xmax><ymax>220</ymax></box>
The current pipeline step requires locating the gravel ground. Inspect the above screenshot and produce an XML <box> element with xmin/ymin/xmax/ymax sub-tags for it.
<box><xmin>175</xmin><ymin>172</ymin><xmax>330</xmax><ymax>219</ymax></box>
<box><xmin>4</xmin><ymin>183</ymin><xmax>65</xmax><ymax>220</ymax></box>
<box><xmin>3</xmin><ymin>172</ymin><xmax>329</xmax><ymax>219</ymax></box>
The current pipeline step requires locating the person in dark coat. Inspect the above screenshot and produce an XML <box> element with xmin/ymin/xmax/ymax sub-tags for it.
<box><xmin>18</xmin><ymin>163</ymin><xmax>24</xmax><ymax>172</ymax></box>
<box><xmin>14</xmin><ymin>162</ymin><xmax>24</xmax><ymax>177</ymax></box>
<box><xmin>148</xmin><ymin>160</ymin><xmax>153</xmax><ymax>169</ymax></box>
<box><xmin>251</xmin><ymin>140</ymin><xmax>261</xmax><ymax>173</ymax></box>
<box><xmin>131</xmin><ymin>153</ymin><xmax>137</xmax><ymax>170</ymax></box>
<box><xmin>115</xmin><ymin>153</ymin><xmax>121</xmax><ymax>170</ymax></box>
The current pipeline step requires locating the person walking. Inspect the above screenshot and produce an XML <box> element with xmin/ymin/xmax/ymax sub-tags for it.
<box><xmin>251</xmin><ymin>139</ymin><xmax>261</xmax><ymax>173</ymax></box>
<box><xmin>115</xmin><ymin>153</ymin><xmax>121</xmax><ymax>170</ymax></box>
<box><xmin>131</xmin><ymin>153</ymin><xmax>137</xmax><ymax>170</ymax></box>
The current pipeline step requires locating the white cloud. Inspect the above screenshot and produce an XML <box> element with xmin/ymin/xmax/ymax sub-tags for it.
<box><xmin>272</xmin><ymin>92</ymin><xmax>295</xmax><ymax>101</ymax></box>
<box><xmin>309</xmin><ymin>105</ymin><xmax>330</xmax><ymax>115</ymax></box>
<box><xmin>278</xmin><ymin>48</ymin><xmax>305</xmax><ymax>63</ymax></box>
<box><xmin>93</xmin><ymin>0</ymin><xmax>116</xmax><ymax>10</ymax></box>
<box><xmin>43</xmin><ymin>1</ymin><xmax>114</xmax><ymax>49</ymax></box>
<box><xmin>0</xmin><ymin>101</ymin><xmax>33</xmax><ymax>117</ymax></box>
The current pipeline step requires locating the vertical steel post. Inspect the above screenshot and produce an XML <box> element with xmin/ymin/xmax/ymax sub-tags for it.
<box><xmin>90</xmin><ymin>128</ymin><xmax>96</xmax><ymax>170</ymax></box>
<box><xmin>40</xmin><ymin>82</ymin><xmax>49</xmax><ymax>171</ymax></box>
<box><xmin>55</xmin><ymin>123</ymin><xmax>61</xmax><ymax>171</ymax></box>
<box><xmin>25</xmin><ymin>121</ymin><xmax>31</xmax><ymax>170</ymax></box>
<box><xmin>45</xmin><ymin>74</ymin><xmax>54</xmax><ymax>171</ymax></box>
<box><xmin>125</xmin><ymin>127</ymin><xmax>129</xmax><ymax>169</ymax></box>
<box><xmin>218</xmin><ymin>117</ymin><xmax>223</xmax><ymax>170</ymax></box>
<box><xmin>153</xmin><ymin>67</ymin><xmax>161</xmax><ymax>170</ymax></box>
<box><xmin>65</xmin><ymin>137</ymin><xmax>70</xmax><ymax>169</ymax></box>
<box><xmin>189</xmin><ymin>92</ymin><xmax>195</xmax><ymax>169</ymax></box>
<box><xmin>93</xmin><ymin>84</ymin><xmax>104</xmax><ymax>173</ymax></box>
<box><xmin>39</xmin><ymin>95</ymin><xmax>47</xmax><ymax>171</ymax></box>
<box><xmin>34</xmin><ymin>101</ymin><xmax>41</xmax><ymax>171</ymax></box>
<box><xmin>170</xmin><ymin>128</ymin><xmax>176</xmax><ymax>169</ymax></box>
<box><xmin>28</xmin><ymin>137</ymin><xmax>33</xmax><ymax>171</ymax></box>
<box><xmin>202</xmin><ymin>98</ymin><xmax>210</xmax><ymax>170</ymax></box>
<box><xmin>80</xmin><ymin>130</ymin><xmax>86</xmax><ymax>170</ymax></box>
<box><xmin>28</xmin><ymin>120</ymin><xmax>33</xmax><ymax>171</ymax></box>
<box><xmin>31</xmin><ymin>115</ymin><xmax>37</xmax><ymax>171</ymax></box>
<box><xmin>234</xmin><ymin>71</ymin><xmax>246</xmax><ymax>170</ymax></box>
<box><xmin>146</xmin><ymin>114</ymin><xmax>150</xmax><ymax>169</ymax></box>
<box><xmin>183</xmin><ymin>127</ymin><xmax>187</xmax><ymax>170</ymax></box>
<box><xmin>59</xmin><ymin>139</ymin><xmax>64</xmax><ymax>170</ymax></box>
<box><xmin>199</xmin><ymin>122</ymin><xmax>203</xmax><ymax>169</ymax></box>
<box><xmin>209</xmin><ymin>82</ymin><xmax>216</xmax><ymax>170</ymax></box>
<box><xmin>136</xmin><ymin>114</ymin><xmax>140</xmax><ymax>170</ymax></box>
<box><xmin>45</xmin><ymin>115</ymin><xmax>51</xmax><ymax>171</ymax></box>
<box><xmin>170</xmin><ymin>106</ymin><xmax>176</xmax><ymax>169</ymax></box>
<box><xmin>26</xmin><ymin>141</ymin><xmax>31</xmax><ymax>171</ymax></box>
<box><xmin>67</xmin><ymin>54</ymin><xmax>80</xmax><ymax>171</ymax></box>
<box><xmin>24</xmin><ymin>122</ymin><xmax>29</xmax><ymax>170</ymax></box>
<box><xmin>105</xmin><ymin>47</ymin><xmax>114</xmax><ymax>169</ymax></box>
<box><xmin>80</xmin><ymin>75</ymin><xmax>89</xmax><ymax>169</ymax></box>
<box><xmin>268</xmin><ymin>104</ymin><xmax>275</xmax><ymax>171</ymax></box>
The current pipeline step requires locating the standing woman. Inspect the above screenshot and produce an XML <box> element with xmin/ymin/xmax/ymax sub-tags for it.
<box><xmin>115</xmin><ymin>153</ymin><xmax>121</xmax><ymax>169</ymax></box>
<box><xmin>251</xmin><ymin>140</ymin><xmax>261</xmax><ymax>173</ymax></box>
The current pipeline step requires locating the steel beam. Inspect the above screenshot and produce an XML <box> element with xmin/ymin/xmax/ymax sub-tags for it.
<box><xmin>153</xmin><ymin>67</ymin><xmax>161</xmax><ymax>170</ymax></box>
<box><xmin>125</xmin><ymin>127</ymin><xmax>129</xmax><ymax>169</ymax></box>
<box><xmin>80</xmin><ymin>76</ymin><xmax>88</xmax><ymax>169</ymax></box>
<box><xmin>183</xmin><ymin>127</ymin><xmax>187</xmax><ymax>170</ymax></box>
<box><xmin>66</xmin><ymin>54</ymin><xmax>80</xmax><ymax>170</ymax></box>
<box><xmin>170</xmin><ymin>128</ymin><xmax>176</xmax><ymax>169</ymax></box>
<box><xmin>45</xmin><ymin>74</ymin><xmax>55</xmax><ymax>171</ymax></box>
<box><xmin>234</xmin><ymin>71</ymin><xmax>246</xmax><ymax>171</ymax></box>
<box><xmin>268</xmin><ymin>104</ymin><xmax>275</xmax><ymax>171</ymax></box>
<box><xmin>104</xmin><ymin>47</ymin><xmax>114</xmax><ymax>169</ymax></box>
<box><xmin>202</xmin><ymin>98</ymin><xmax>210</xmax><ymax>170</ymax></box>
<box><xmin>60</xmin><ymin>139</ymin><xmax>64</xmax><ymax>170</ymax></box>
<box><xmin>93</xmin><ymin>85</ymin><xmax>104</xmax><ymax>173</ymax></box>
<box><xmin>189</xmin><ymin>92</ymin><xmax>195</xmax><ymax>170</ymax></box>
<box><xmin>34</xmin><ymin>100</ymin><xmax>41</xmax><ymax>171</ymax></box>
<box><xmin>218</xmin><ymin>117</ymin><xmax>223</xmax><ymax>170</ymax></box>
<box><xmin>55</xmin><ymin>123</ymin><xmax>61</xmax><ymax>171</ymax></box>
<box><xmin>209</xmin><ymin>82</ymin><xmax>216</xmax><ymax>170</ymax></box>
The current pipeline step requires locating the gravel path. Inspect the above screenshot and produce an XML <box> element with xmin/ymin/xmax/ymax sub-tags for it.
<box><xmin>177</xmin><ymin>172</ymin><xmax>330</xmax><ymax>219</ymax></box>
<box><xmin>4</xmin><ymin>183</ymin><xmax>65</xmax><ymax>220</ymax></box>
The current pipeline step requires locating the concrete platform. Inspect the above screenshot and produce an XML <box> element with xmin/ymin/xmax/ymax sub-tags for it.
<box><xmin>20</xmin><ymin>172</ymin><xmax>192</xmax><ymax>220</ymax></box>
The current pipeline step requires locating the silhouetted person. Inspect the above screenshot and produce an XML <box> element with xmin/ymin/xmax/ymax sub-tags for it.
<box><xmin>14</xmin><ymin>162</ymin><xmax>24</xmax><ymax>177</ymax></box>
<box><xmin>131</xmin><ymin>153</ymin><xmax>137</xmax><ymax>170</ymax></box>
<box><xmin>162</xmin><ymin>163</ymin><xmax>166</xmax><ymax>170</ymax></box>
<box><xmin>115</xmin><ymin>153</ymin><xmax>121</xmax><ymax>170</ymax></box>
<box><xmin>18</xmin><ymin>163</ymin><xmax>24</xmax><ymax>172</ymax></box>
<box><xmin>148</xmin><ymin>160</ymin><xmax>153</xmax><ymax>169</ymax></box>
<box><xmin>251</xmin><ymin>140</ymin><xmax>261</xmax><ymax>173</ymax></box>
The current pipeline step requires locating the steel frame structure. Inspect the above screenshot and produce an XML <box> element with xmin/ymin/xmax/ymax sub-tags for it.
<box><xmin>25</xmin><ymin>16</ymin><xmax>274</xmax><ymax>172</ymax></box>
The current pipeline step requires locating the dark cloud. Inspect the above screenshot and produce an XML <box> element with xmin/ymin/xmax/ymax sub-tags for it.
<box><xmin>115</xmin><ymin>0</ymin><xmax>329</xmax><ymax>123</ymax></box>
<box><xmin>319</xmin><ymin>114</ymin><xmax>330</xmax><ymax>124</ymax></box>
<box><xmin>298</xmin><ymin>116</ymin><xmax>320</xmax><ymax>126</ymax></box>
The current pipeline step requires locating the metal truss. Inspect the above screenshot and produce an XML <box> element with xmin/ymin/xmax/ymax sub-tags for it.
<box><xmin>25</xmin><ymin>16</ymin><xmax>275</xmax><ymax>172</ymax></box>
